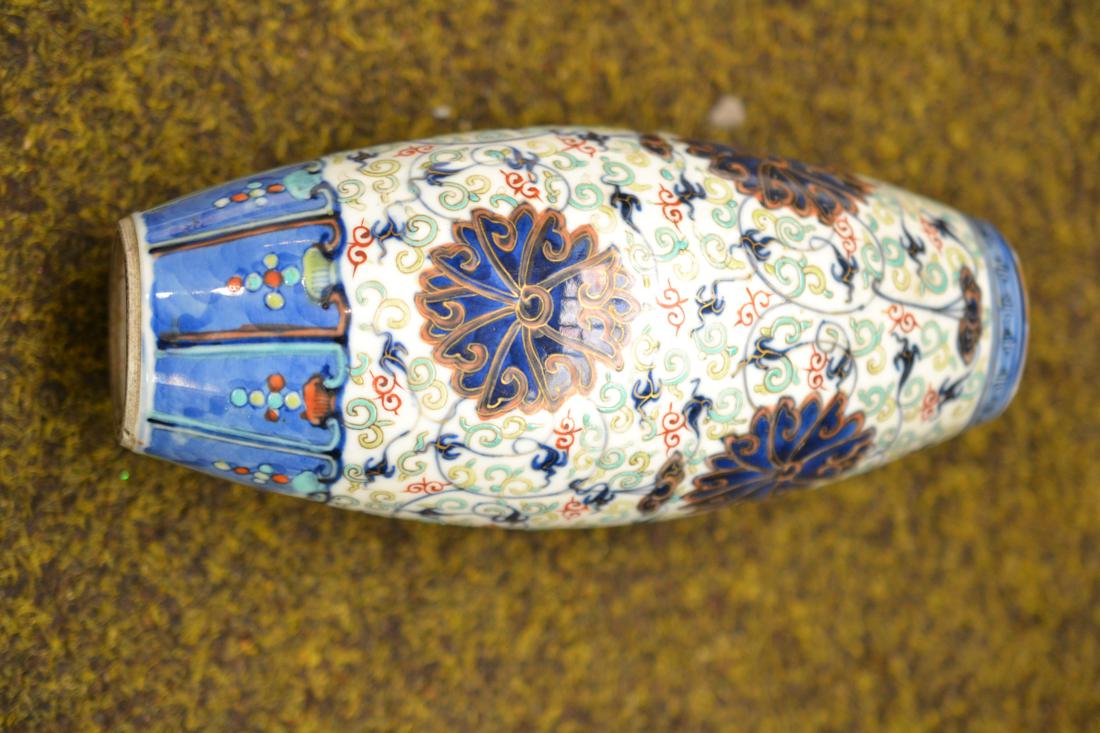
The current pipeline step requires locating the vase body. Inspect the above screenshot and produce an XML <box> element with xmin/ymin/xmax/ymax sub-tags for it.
<box><xmin>113</xmin><ymin>126</ymin><xmax>1027</xmax><ymax>528</ymax></box>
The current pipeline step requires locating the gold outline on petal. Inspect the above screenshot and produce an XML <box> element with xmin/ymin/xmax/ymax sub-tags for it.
<box><xmin>685</xmin><ymin>392</ymin><xmax>876</xmax><ymax>512</ymax></box>
<box><xmin>415</xmin><ymin>204</ymin><xmax>639</xmax><ymax>419</ymax></box>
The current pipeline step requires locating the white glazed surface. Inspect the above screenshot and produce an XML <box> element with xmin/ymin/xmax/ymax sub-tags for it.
<box><xmin>305</xmin><ymin>127</ymin><xmax>1006</xmax><ymax>527</ymax></box>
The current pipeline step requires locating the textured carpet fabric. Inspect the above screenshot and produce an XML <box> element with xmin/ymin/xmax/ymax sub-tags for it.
<box><xmin>1</xmin><ymin>1</ymin><xmax>1098</xmax><ymax>730</ymax></box>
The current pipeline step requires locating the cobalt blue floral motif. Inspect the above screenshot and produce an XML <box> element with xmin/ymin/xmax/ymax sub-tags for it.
<box><xmin>415</xmin><ymin>203</ymin><xmax>640</xmax><ymax>418</ymax></box>
<box><xmin>686</xmin><ymin>393</ymin><xmax>876</xmax><ymax>511</ymax></box>
<box><xmin>682</xmin><ymin>139</ymin><xmax>873</xmax><ymax>226</ymax></box>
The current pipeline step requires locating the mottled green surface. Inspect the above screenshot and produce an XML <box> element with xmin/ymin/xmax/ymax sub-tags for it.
<box><xmin>1</xmin><ymin>1</ymin><xmax>1098</xmax><ymax>730</ymax></box>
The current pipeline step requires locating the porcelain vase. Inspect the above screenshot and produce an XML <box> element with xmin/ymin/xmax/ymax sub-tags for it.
<box><xmin>111</xmin><ymin>127</ymin><xmax>1027</xmax><ymax>528</ymax></box>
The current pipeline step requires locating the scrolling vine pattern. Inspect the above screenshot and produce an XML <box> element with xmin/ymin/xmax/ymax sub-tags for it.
<box><xmin>316</xmin><ymin>127</ymin><xmax>999</xmax><ymax>527</ymax></box>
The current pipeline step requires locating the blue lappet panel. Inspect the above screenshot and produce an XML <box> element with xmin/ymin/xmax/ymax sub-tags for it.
<box><xmin>150</xmin><ymin>344</ymin><xmax>347</xmax><ymax>450</ymax></box>
<box><xmin>142</xmin><ymin>162</ymin><xmax>333</xmax><ymax>246</ymax></box>
<box><xmin>149</xmin><ymin>221</ymin><xmax>345</xmax><ymax>344</ymax></box>
<box><xmin>146</xmin><ymin>425</ymin><xmax>338</xmax><ymax>496</ymax></box>
<box><xmin>138</xmin><ymin>159</ymin><xmax>350</xmax><ymax>494</ymax></box>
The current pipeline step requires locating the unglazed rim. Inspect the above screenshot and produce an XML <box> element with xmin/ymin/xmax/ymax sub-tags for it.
<box><xmin>111</xmin><ymin>215</ymin><xmax>142</xmax><ymax>450</ymax></box>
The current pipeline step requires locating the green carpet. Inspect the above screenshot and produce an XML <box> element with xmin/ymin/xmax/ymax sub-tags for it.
<box><xmin>2</xmin><ymin>1</ymin><xmax>1098</xmax><ymax>730</ymax></box>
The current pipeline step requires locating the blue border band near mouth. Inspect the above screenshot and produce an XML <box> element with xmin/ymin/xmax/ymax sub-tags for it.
<box><xmin>969</xmin><ymin>218</ymin><xmax>1029</xmax><ymax>426</ymax></box>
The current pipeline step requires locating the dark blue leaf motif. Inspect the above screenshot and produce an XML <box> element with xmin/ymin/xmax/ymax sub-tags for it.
<box><xmin>937</xmin><ymin>375</ymin><xmax>967</xmax><ymax>413</ymax></box>
<box><xmin>503</xmin><ymin>146</ymin><xmax>539</xmax><ymax>172</ymax></box>
<box><xmin>372</xmin><ymin>216</ymin><xmax>406</xmax><ymax>242</ymax></box>
<box><xmin>379</xmin><ymin>332</ymin><xmax>408</xmax><ymax>376</ymax></box>
<box><xmin>685</xmin><ymin>392</ymin><xmax>875</xmax><ymax>511</ymax></box>
<box><xmin>360</xmin><ymin>454</ymin><xmax>396</xmax><ymax>484</ymax></box>
<box><xmin>347</xmin><ymin>150</ymin><xmax>377</xmax><ymax>164</ymax></box>
<box><xmin>830</xmin><ymin>244</ymin><xmax>859</xmax><ymax>303</ymax></box>
<box><xmin>632</xmin><ymin>369</ymin><xmax>663</xmax><ymax>413</ymax></box>
<box><xmin>900</xmin><ymin>222</ymin><xmax>926</xmax><ymax>274</ymax></box>
<box><xmin>432</xmin><ymin>433</ymin><xmax>464</xmax><ymax>461</ymax></box>
<box><xmin>673</xmin><ymin>173</ymin><xmax>706</xmax><ymax>218</ymax></box>
<box><xmin>610</xmin><ymin>186</ymin><xmax>642</xmax><ymax>233</ymax></box>
<box><xmin>530</xmin><ymin>442</ymin><xmax>568</xmax><ymax>482</ymax></box>
<box><xmin>568</xmin><ymin>478</ymin><xmax>616</xmax><ymax>510</ymax></box>
<box><xmin>739</xmin><ymin>228</ymin><xmax>776</xmax><ymax>262</ymax></box>
<box><xmin>491</xmin><ymin>507</ymin><xmax>528</xmax><ymax>525</ymax></box>
<box><xmin>694</xmin><ymin>283</ymin><xmax>726</xmax><ymax>321</ymax></box>
<box><xmin>826</xmin><ymin>351</ymin><xmax>854</xmax><ymax>385</ymax></box>
<box><xmin>584</xmin><ymin>487</ymin><xmax>615</xmax><ymax>509</ymax></box>
<box><xmin>424</xmin><ymin>163</ymin><xmax>463</xmax><ymax>187</ymax></box>
<box><xmin>892</xmin><ymin>334</ymin><xmax>921</xmax><ymax>390</ymax></box>
<box><xmin>365</xmin><ymin>216</ymin><xmax>407</xmax><ymax>261</ymax></box>
<box><xmin>681</xmin><ymin>378</ymin><xmax>713</xmax><ymax>437</ymax></box>
<box><xmin>746</xmin><ymin>335</ymin><xmax>786</xmax><ymax>370</ymax></box>
<box><xmin>577</xmin><ymin>130</ymin><xmax>610</xmax><ymax>149</ymax></box>
<box><xmin>931</xmin><ymin>216</ymin><xmax>961</xmax><ymax>244</ymax></box>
